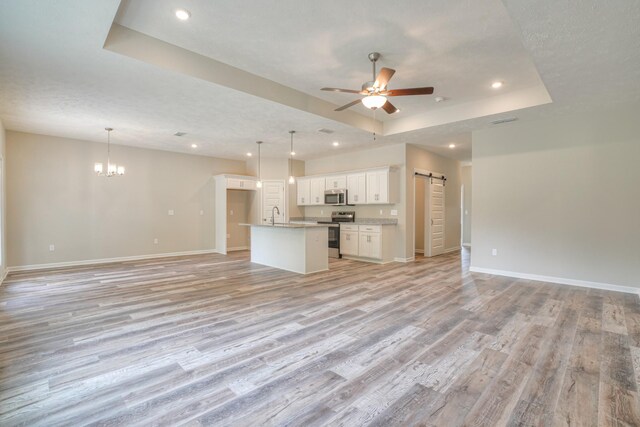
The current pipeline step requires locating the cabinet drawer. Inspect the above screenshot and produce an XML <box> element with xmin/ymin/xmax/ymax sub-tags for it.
<box><xmin>359</xmin><ymin>225</ymin><xmax>381</xmax><ymax>233</ymax></box>
<box><xmin>341</xmin><ymin>224</ymin><xmax>359</xmax><ymax>231</ymax></box>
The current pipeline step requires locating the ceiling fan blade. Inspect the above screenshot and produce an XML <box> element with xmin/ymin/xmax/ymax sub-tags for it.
<box><xmin>373</xmin><ymin>68</ymin><xmax>396</xmax><ymax>89</ymax></box>
<box><xmin>334</xmin><ymin>98</ymin><xmax>363</xmax><ymax>111</ymax></box>
<box><xmin>383</xmin><ymin>87</ymin><xmax>434</xmax><ymax>96</ymax></box>
<box><xmin>381</xmin><ymin>100</ymin><xmax>399</xmax><ymax>114</ymax></box>
<box><xmin>321</xmin><ymin>87</ymin><xmax>362</xmax><ymax>94</ymax></box>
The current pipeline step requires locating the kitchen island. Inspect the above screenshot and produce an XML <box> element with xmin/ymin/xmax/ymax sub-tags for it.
<box><xmin>240</xmin><ymin>223</ymin><xmax>330</xmax><ymax>274</ymax></box>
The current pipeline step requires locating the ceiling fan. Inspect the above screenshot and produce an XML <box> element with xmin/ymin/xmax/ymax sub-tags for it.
<box><xmin>321</xmin><ymin>52</ymin><xmax>434</xmax><ymax>114</ymax></box>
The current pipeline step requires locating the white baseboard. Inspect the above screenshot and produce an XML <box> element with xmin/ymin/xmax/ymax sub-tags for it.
<box><xmin>414</xmin><ymin>249</ymin><xmax>424</xmax><ymax>254</ymax></box>
<box><xmin>7</xmin><ymin>249</ymin><xmax>219</xmax><ymax>273</ymax></box>
<box><xmin>227</xmin><ymin>246</ymin><xmax>249</xmax><ymax>252</ymax></box>
<box><xmin>444</xmin><ymin>246</ymin><xmax>461</xmax><ymax>254</ymax></box>
<box><xmin>394</xmin><ymin>257</ymin><xmax>415</xmax><ymax>263</ymax></box>
<box><xmin>462</xmin><ymin>243</ymin><xmax>472</xmax><ymax>248</ymax></box>
<box><xmin>469</xmin><ymin>266</ymin><xmax>640</xmax><ymax>296</ymax></box>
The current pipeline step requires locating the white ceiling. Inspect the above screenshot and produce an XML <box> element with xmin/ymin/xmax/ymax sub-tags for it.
<box><xmin>0</xmin><ymin>1</ymin><xmax>639</xmax><ymax>162</ymax></box>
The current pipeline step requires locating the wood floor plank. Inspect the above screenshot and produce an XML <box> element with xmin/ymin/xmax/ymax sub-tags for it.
<box><xmin>0</xmin><ymin>249</ymin><xmax>638</xmax><ymax>426</ymax></box>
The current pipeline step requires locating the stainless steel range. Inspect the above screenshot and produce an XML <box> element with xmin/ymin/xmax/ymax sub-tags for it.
<box><xmin>318</xmin><ymin>211</ymin><xmax>355</xmax><ymax>258</ymax></box>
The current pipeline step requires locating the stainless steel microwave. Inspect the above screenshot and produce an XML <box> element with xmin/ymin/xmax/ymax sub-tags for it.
<box><xmin>324</xmin><ymin>189</ymin><xmax>348</xmax><ymax>205</ymax></box>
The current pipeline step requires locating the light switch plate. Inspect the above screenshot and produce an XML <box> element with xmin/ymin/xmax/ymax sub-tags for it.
<box><xmin>168</xmin><ymin>209</ymin><xmax>175</xmax><ymax>216</ymax></box>
<box><xmin>200</xmin><ymin>210</ymin><xmax>204</xmax><ymax>215</ymax></box>
<box><xmin>153</xmin><ymin>238</ymin><xmax>158</xmax><ymax>244</ymax></box>
<box><xmin>492</xmin><ymin>248</ymin><xmax>498</xmax><ymax>256</ymax></box>
<box><xmin>49</xmin><ymin>244</ymin><xmax>55</xmax><ymax>251</ymax></box>
<box><xmin>390</xmin><ymin>209</ymin><xmax>398</xmax><ymax>216</ymax></box>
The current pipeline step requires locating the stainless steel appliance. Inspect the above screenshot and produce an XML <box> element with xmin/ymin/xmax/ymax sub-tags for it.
<box><xmin>324</xmin><ymin>189</ymin><xmax>348</xmax><ymax>206</ymax></box>
<box><xmin>318</xmin><ymin>211</ymin><xmax>355</xmax><ymax>258</ymax></box>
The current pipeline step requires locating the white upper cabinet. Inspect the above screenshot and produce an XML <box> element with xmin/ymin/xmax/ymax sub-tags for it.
<box><xmin>347</xmin><ymin>173</ymin><xmax>366</xmax><ymax>204</ymax></box>
<box><xmin>226</xmin><ymin>178</ymin><xmax>257</xmax><ymax>190</ymax></box>
<box><xmin>309</xmin><ymin>177</ymin><xmax>325</xmax><ymax>205</ymax></box>
<box><xmin>366</xmin><ymin>169</ymin><xmax>391</xmax><ymax>204</ymax></box>
<box><xmin>325</xmin><ymin>175</ymin><xmax>347</xmax><ymax>190</ymax></box>
<box><xmin>295</xmin><ymin>166</ymin><xmax>397</xmax><ymax>206</ymax></box>
<box><xmin>296</xmin><ymin>177</ymin><xmax>310</xmax><ymax>206</ymax></box>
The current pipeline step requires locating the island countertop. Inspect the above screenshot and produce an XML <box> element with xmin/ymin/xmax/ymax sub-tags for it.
<box><xmin>239</xmin><ymin>223</ymin><xmax>332</xmax><ymax>229</ymax></box>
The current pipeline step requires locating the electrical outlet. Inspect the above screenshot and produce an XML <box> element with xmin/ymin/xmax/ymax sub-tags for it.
<box><xmin>168</xmin><ymin>209</ymin><xmax>175</xmax><ymax>216</ymax></box>
<box><xmin>390</xmin><ymin>209</ymin><xmax>398</xmax><ymax>216</ymax></box>
<box><xmin>320</xmin><ymin>209</ymin><xmax>324</xmax><ymax>215</ymax></box>
<box><xmin>200</xmin><ymin>210</ymin><xmax>204</xmax><ymax>216</ymax></box>
<box><xmin>153</xmin><ymin>238</ymin><xmax>158</xmax><ymax>244</ymax></box>
<box><xmin>230</xmin><ymin>209</ymin><xmax>234</xmax><ymax>216</ymax></box>
<box><xmin>492</xmin><ymin>248</ymin><xmax>498</xmax><ymax>256</ymax></box>
<box><xmin>49</xmin><ymin>244</ymin><xmax>55</xmax><ymax>252</ymax></box>
<box><xmin>379</xmin><ymin>209</ymin><xmax>383</xmax><ymax>215</ymax></box>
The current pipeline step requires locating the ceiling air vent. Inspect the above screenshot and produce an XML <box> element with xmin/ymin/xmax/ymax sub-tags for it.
<box><xmin>490</xmin><ymin>117</ymin><xmax>518</xmax><ymax>125</ymax></box>
<box><xmin>174</xmin><ymin>131</ymin><xmax>187</xmax><ymax>137</ymax></box>
<box><xmin>318</xmin><ymin>128</ymin><xmax>334</xmax><ymax>134</ymax></box>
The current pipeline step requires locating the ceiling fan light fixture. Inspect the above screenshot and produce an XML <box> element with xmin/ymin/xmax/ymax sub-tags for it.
<box><xmin>362</xmin><ymin>95</ymin><xmax>387</xmax><ymax>109</ymax></box>
<box><xmin>175</xmin><ymin>9</ymin><xmax>191</xmax><ymax>21</ymax></box>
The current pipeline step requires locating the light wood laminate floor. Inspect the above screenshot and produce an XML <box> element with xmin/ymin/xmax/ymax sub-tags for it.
<box><xmin>1</xmin><ymin>249</ymin><xmax>640</xmax><ymax>426</ymax></box>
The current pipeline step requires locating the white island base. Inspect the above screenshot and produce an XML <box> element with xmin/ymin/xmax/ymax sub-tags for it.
<box><xmin>244</xmin><ymin>224</ymin><xmax>329</xmax><ymax>274</ymax></box>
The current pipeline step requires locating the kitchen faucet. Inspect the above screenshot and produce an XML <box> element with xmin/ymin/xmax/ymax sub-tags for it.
<box><xmin>271</xmin><ymin>206</ymin><xmax>280</xmax><ymax>225</ymax></box>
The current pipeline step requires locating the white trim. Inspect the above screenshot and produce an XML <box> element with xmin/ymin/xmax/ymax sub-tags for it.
<box><xmin>469</xmin><ymin>266</ymin><xmax>640</xmax><ymax>296</ymax></box>
<box><xmin>227</xmin><ymin>246</ymin><xmax>249</xmax><ymax>252</ymax></box>
<box><xmin>394</xmin><ymin>256</ymin><xmax>415</xmax><ymax>263</ymax></box>
<box><xmin>462</xmin><ymin>243</ymin><xmax>472</xmax><ymax>248</ymax></box>
<box><xmin>7</xmin><ymin>249</ymin><xmax>219</xmax><ymax>273</ymax></box>
<box><xmin>414</xmin><ymin>249</ymin><xmax>424</xmax><ymax>254</ymax></box>
<box><xmin>444</xmin><ymin>246</ymin><xmax>461</xmax><ymax>254</ymax></box>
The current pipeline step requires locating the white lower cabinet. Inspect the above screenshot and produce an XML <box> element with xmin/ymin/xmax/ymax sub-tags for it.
<box><xmin>340</xmin><ymin>224</ymin><xmax>393</xmax><ymax>263</ymax></box>
<box><xmin>340</xmin><ymin>231</ymin><xmax>359</xmax><ymax>256</ymax></box>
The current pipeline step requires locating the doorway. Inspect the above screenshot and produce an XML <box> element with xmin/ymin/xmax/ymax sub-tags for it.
<box><xmin>261</xmin><ymin>180</ymin><xmax>285</xmax><ymax>224</ymax></box>
<box><xmin>414</xmin><ymin>170</ymin><xmax>446</xmax><ymax>258</ymax></box>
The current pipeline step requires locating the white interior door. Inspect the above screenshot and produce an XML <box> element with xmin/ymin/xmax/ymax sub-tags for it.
<box><xmin>262</xmin><ymin>181</ymin><xmax>285</xmax><ymax>224</ymax></box>
<box><xmin>427</xmin><ymin>179</ymin><xmax>445</xmax><ymax>256</ymax></box>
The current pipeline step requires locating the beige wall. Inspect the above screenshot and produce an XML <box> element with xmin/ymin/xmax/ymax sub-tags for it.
<box><xmin>6</xmin><ymin>131</ymin><xmax>245</xmax><ymax>267</ymax></box>
<box><xmin>227</xmin><ymin>190</ymin><xmax>250</xmax><ymax>249</ymax></box>
<box><xmin>304</xmin><ymin>144</ymin><xmax>408</xmax><ymax>259</ymax></box>
<box><xmin>0</xmin><ymin>120</ymin><xmax>6</xmax><ymax>278</ymax></box>
<box><xmin>406</xmin><ymin>144</ymin><xmax>462</xmax><ymax>258</ymax></box>
<box><xmin>461</xmin><ymin>165</ymin><xmax>472</xmax><ymax>245</ymax></box>
<box><xmin>471</xmin><ymin>106</ymin><xmax>640</xmax><ymax>289</ymax></box>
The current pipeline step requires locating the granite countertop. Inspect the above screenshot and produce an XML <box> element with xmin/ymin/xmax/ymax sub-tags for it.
<box><xmin>290</xmin><ymin>217</ymin><xmax>398</xmax><ymax>225</ymax></box>
<box><xmin>239</xmin><ymin>223</ymin><xmax>332</xmax><ymax>229</ymax></box>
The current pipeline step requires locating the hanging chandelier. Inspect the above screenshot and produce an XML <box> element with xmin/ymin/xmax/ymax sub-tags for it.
<box><xmin>288</xmin><ymin>130</ymin><xmax>296</xmax><ymax>184</ymax></box>
<box><xmin>94</xmin><ymin>127</ymin><xmax>125</xmax><ymax>177</ymax></box>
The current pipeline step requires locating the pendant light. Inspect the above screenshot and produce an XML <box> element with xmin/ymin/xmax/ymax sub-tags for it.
<box><xmin>256</xmin><ymin>141</ymin><xmax>263</xmax><ymax>188</ymax></box>
<box><xmin>94</xmin><ymin>127</ymin><xmax>125</xmax><ymax>177</ymax></box>
<box><xmin>288</xmin><ymin>130</ymin><xmax>296</xmax><ymax>184</ymax></box>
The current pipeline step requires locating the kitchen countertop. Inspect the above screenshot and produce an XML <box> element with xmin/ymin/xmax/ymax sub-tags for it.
<box><xmin>239</xmin><ymin>223</ymin><xmax>332</xmax><ymax>229</ymax></box>
<box><xmin>290</xmin><ymin>217</ymin><xmax>398</xmax><ymax>225</ymax></box>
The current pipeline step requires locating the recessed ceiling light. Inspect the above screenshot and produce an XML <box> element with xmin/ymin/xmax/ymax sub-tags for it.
<box><xmin>175</xmin><ymin>9</ymin><xmax>191</xmax><ymax>20</ymax></box>
<box><xmin>435</xmin><ymin>96</ymin><xmax>445</xmax><ymax>103</ymax></box>
<box><xmin>191</xmin><ymin>144</ymin><xmax>198</xmax><ymax>148</ymax></box>
<box><xmin>448</xmin><ymin>143</ymin><xmax>456</xmax><ymax>149</ymax></box>
<box><xmin>491</xmin><ymin>81</ymin><xmax>503</xmax><ymax>89</ymax></box>
<box><xmin>332</xmin><ymin>141</ymin><xmax>340</xmax><ymax>147</ymax></box>
<box><xmin>246</xmin><ymin>152</ymin><xmax>252</xmax><ymax>157</ymax></box>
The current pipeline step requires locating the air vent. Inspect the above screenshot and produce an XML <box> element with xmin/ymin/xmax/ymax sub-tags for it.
<box><xmin>490</xmin><ymin>117</ymin><xmax>518</xmax><ymax>125</ymax></box>
<box><xmin>174</xmin><ymin>132</ymin><xmax>187</xmax><ymax>137</ymax></box>
<box><xmin>318</xmin><ymin>128</ymin><xmax>334</xmax><ymax>134</ymax></box>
